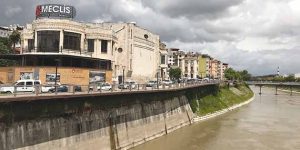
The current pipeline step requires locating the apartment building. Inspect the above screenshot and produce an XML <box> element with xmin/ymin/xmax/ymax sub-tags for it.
<box><xmin>0</xmin><ymin>27</ymin><xmax>11</xmax><ymax>38</ymax></box>
<box><xmin>159</xmin><ymin>42</ymin><xmax>168</xmax><ymax>80</ymax></box>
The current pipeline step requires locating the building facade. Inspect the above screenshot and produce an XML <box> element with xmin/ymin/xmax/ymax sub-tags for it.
<box><xmin>0</xmin><ymin>4</ymin><xmax>160</xmax><ymax>85</ymax></box>
<box><xmin>159</xmin><ymin>42</ymin><xmax>168</xmax><ymax>80</ymax></box>
<box><xmin>0</xmin><ymin>27</ymin><xmax>11</xmax><ymax>38</ymax></box>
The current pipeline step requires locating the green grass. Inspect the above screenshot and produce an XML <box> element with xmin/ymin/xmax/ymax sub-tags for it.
<box><xmin>195</xmin><ymin>84</ymin><xmax>254</xmax><ymax>116</ymax></box>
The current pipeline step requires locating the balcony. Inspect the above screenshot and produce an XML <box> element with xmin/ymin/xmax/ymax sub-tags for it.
<box><xmin>22</xmin><ymin>47</ymin><xmax>93</xmax><ymax>58</ymax></box>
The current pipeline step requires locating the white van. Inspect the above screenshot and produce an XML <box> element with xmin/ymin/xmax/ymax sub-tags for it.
<box><xmin>0</xmin><ymin>80</ymin><xmax>41</xmax><ymax>93</ymax></box>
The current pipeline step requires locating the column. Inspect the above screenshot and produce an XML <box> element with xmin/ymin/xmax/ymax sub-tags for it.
<box><xmin>34</xmin><ymin>31</ymin><xmax>37</xmax><ymax>51</ymax></box>
<box><xmin>59</xmin><ymin>30</ymin><xmax>64</xmax><ymax>51</ymax></box>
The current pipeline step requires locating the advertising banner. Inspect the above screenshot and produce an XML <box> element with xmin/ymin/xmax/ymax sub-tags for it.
<box><xmin>36</xmin><ymin>4</ymin><xmax>76</xmax><ymax>19</ymax></box>
<box><xmin>46</xmin><ymin>73</ymin><xmax>60</xmax><ymax>83</ymax></box>
<box><xmin>89</xmin><ymin>71</ymin><xmax>105</xmax><ymax>83</ymax></box>
<box><xmin>20</xmin><ymin>72</ymin><xmax>33</xmax><ymax>80</ymax></box>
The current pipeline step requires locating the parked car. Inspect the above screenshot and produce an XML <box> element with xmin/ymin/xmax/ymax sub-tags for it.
<box><xmin>146</xmin><ymin>80</ymin><xmax>158</xmax><ymax>87</ymax></box>
<box><xmin>0</xmin><ymin>80</ymin><xmax>41</xmax><ymax>93</ymax></box>
<box><xmin>162</xmin><ymin>80</ymin><xmax>173</xmax><ymax>85</ymax></box>
<box><xmin>49</xmin><ymin>85</ymin><xmax>68</xmax><ymax>93</ymax></box>
<box><xmin>90</xmin><ymin>82</ymin><xmax>112</xmax><ymax>91</ymax></box>
<box><xmin>187</xmin><ymin>78</ymin><xmax>197</xmax><ymax>84</ymax></box>
<box><xmin>203</xmin><ymin>78</ymin><xmax>210</xmax><ymax>82</ymax></box>
<box><xmin>41</xmin><ymin>85</ymin><xmax>55</xmax><ymax>93</ymax></box>
<box><xmin>118</xmin><ymin>81</ymin><xmax>137</xmax><ymax>89</ymax></box>
<box><xmin>74</xmin><ymin>85</ymin><xmax>82</xmax><ymax>92</ymax></box>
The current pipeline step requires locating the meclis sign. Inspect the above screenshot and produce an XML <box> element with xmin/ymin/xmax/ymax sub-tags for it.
<box><xmin>36</xmin><ymin>4</ymin><xmax>76</xmax><ymax>19</ymax></box>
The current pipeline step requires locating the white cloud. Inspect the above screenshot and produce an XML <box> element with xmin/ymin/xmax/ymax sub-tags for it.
<box><xmin>5</xmin><ymin>6</ymin><xmax>22</xmax><ymax>17</ymax></box>
<box><xmin>0</xmin><ymin>0</ymin><xmax>299</xmax><ymax>75</ymax></box>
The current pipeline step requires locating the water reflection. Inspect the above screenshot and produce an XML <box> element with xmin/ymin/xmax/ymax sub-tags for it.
<box><xmin>132</xmin><ymin>86</ymin><xmax>300</xmax><ymax>150</ymax></box>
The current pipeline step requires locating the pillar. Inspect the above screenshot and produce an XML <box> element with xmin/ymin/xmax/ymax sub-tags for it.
<box><xmin>34</xmin><ymin>31</ymin><xmax>38</xmax><ymax>51</ymax></box>
<box><xmin>259</xmin><ymin>85</ymin><xmax>262</xmax><ymax>95</ymax></box>
<box><xmin>59</xmin><ymin>30</ymin><xmax>64</xmax><ymax>52</ymax></box>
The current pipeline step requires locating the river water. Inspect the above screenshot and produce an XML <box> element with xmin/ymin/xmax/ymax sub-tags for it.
<box><xmin>132</xmin><ymin>86</ymin><xmax>300</xmax><ymax>150</ymax></box>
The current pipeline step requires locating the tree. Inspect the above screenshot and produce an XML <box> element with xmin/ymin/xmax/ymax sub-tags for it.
<box><xmin>9</xmin><ymin>30</ymin><xmax>21</xmax><ymax>54</ymax></box>
<box><xmin>224</xmin><ymin>68</ymin><xmax>236</xmax><ymax>80</ymax></box>
<box><xmin>169</xmin><ymin>68</ymin><xmax>181</xmax><ymax>81</ymax></box>
<box><xmin>284</xmin><ymin>74</ymin><xmax>295</xmax><ymax>82</ymax></box>
<box><xmin>239</xmin><ymin>70</ymin><xmax>252</xmax><ymax>81</ymax></box>
<box><xmin>0</xmin><ymin>37</ymin><xmax>15</xmax><ymax>66</ymax></box>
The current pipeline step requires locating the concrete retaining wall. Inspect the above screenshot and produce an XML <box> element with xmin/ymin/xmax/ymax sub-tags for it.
<box><xmin>0</xmin><ymin>85</ymin><xmax>213</xmax><ymax>150</ymax></box>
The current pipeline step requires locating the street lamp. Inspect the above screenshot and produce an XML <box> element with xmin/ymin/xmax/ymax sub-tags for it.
<box><xmin>157</xmin><ymin>66</ymin><xmax>161</xmax><ymax>89</ymax></box>
<box><xmin>122</xmin><ymin>66</ymin><xmax>125</xmax><ymax>85</ymax></box>
<box><xmin>54</xmin><ymin>59</ymin><xmax>60</xmax><ymax>93</ymax></box>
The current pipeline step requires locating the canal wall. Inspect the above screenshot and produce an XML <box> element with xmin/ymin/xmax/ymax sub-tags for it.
<box><xmin>0</xmin><ymin>85</ymin><xmax>218</xmax><ymax>150</ymax></box>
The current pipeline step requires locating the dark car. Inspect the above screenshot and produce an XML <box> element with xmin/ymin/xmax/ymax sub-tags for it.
<box><xmin>74</xmin><ymin>85</ymin><xmax>82</xmax><ymax>92</ymax></box>
<box><xmin>50</xmin><ymin>85</ymin><xmax>68</xmax><ymax>93</ymax></box>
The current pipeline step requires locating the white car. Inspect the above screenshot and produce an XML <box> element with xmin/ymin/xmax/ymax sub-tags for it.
<box><xmin>0</xmin><ymin>80</ymin><xmax>41</xmax><ymax>93</ymax></box>
<box><xmin>90</xmin><ymin>82</ymin><xmax>112</xmax><ymax>91</ymax></box>
<box><xmin>41</xmin><ymin>85</ymin><xmax>55</xmax><ymax>93</ymax></box>
<box><xmin>162</xmin><ymin>80</ymin><xmax>173</xmax><ymax>85</ymax></box>
<box><xmin>124</xmin><ymin>81</ymin><xmax>137</xmax><ymax>89</ymax></box>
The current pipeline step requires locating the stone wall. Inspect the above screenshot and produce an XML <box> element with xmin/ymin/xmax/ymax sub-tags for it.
<box><xmin>0</xmin><ymin>85</ymin><xmax>217</xmax><ymax>150</ymax></box>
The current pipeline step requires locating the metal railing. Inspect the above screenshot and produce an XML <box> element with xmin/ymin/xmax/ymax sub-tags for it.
<box><xmin>0</xmin><ymin>80</ymin><xmax>220</xmax><ymax>98</ymax></box>
<box><xmin>22</xmin><ymin>47</ymin><xmax>93</xmax><ymax>57</ymax></box>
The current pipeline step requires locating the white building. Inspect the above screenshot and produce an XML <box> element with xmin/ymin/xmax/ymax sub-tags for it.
<box><xmin>20</xmin><ymin>18</ymin><xmax>160</xmax><ymax>83</ymax></box>
<box><xmin>0</xmin><ymin>27</ymin><xmax>11</xmax><ymax>38</ymax></box>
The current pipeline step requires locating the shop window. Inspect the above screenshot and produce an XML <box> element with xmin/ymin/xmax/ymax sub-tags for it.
<box><xmin>37</xmin><ymin>31</ymin><xmax>60</xmax><ymax>52</ymax></box>
<box><xmin>101</xmin><ymin>40</ymin><xmax>108</xmax><ymax>53</ymax></box>
<box><xmin>87</xmin><ymin>39</ymin><xmax>94</xmax><ymax>52</ymax></box>
<box><xmin>63</xmin><ymin>31</ymin><xmax>81</xmax><ymax>50</ymax></box>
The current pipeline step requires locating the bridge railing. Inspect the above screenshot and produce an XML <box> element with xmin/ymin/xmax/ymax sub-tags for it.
<box><xmin>0</xmin><ymin>80</ymin><xmax>220</xmax><ymax>98</ymax></box>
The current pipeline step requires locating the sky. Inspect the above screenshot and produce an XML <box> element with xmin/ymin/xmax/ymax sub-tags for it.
<box><xmin>0</xmin><ymin>0</ymin><xmax>299</xmax><ymax>76</ymax></box>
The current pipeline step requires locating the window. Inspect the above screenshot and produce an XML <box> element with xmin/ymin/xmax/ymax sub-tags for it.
<box><xmin>161</xmin><ymin>55</ymin><xmax>166</xmax><ymax>64</ymax></box>
<box><xmin>34</xmin><ymin>81</ymin><xmax>40</xmax><ymax>85</ymax></box>
<box><xmin>26</xmin><ymin>81</ymin><xmax>33</xmax><ymax>86</ymax></box>
<box><xmin>37</xmin><ymin>31</ymin><xmax>60</xmax><ymax>52</ymax></box>
<box><xmin>63</xmin><ymin>31</ymin><xmax>81</xmax><ymax>50</ymax></box>
<box><xmin>101</xmin><ymin>40</ymin><xmax>108</xmax><ymax>53</ymax></box>
<box><xmin>28</xmin><ymin>39</ymin><xmax>34</xmax><ymax>51</ymax></box>
<box><xmin>87</xmin><ymin>39</ymin><xmax>94</xmax><ymax>52</ymax></box>
<box><xmin>16</xmin><ymin>82</ymin><xmax>24</xmax><ymax>86</ymax></box>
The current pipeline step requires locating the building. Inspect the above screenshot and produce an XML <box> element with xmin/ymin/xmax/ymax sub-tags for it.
<box><xmin>0</xmin><ymin>4</ymin><xmax>160</xmax><ymax>85</ymax></box>
<box><xmin>167</xmin><ymin>48</ymin><xmax>180</xmax><ymax>66</ymax></box>
<box><xmin>181</xmin><ymin>52</ymin><xmax>199</xmax><ymax>79</ymax></box>
<box><xmin>167</xmin><ymin>49</ymin><xmax>199</xmax><ymax>79</ymax></box>
<box><xmin>159</xmin><ymin>42</ymin><xmax>168</xmax><ymax>80</ymax></box>
<box><xmin>198</xmin><ymin>54</ymin><xmax>211</xmax><ymax>78</ymax></box>
<box><xmin>0</xmin><ymin>26</ymin><xmax>11</xmax><ymax>38</ymax></box>
<box><xmin>221</xmin><ymin>63</ymin><xmax>228</xmax><ymax>80</ymax></box>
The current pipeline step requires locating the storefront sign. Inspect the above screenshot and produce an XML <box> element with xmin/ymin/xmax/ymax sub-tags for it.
<box><xmin>36</xmin><ymin>4</ymin><xmax>76</xmax><ymax>19</ymax></box>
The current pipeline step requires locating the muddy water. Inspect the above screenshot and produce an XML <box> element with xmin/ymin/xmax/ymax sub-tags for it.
<box><xmin>132</xmin><ymin>86</ymin><xmax>300</xmax><ymax>150</ymax></box>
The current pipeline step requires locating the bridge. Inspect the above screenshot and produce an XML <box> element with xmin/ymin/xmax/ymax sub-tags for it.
<box><xmin>247</xmin><ymin>81</ymin><xmax>300</xmax><ymax>95</ymax></box>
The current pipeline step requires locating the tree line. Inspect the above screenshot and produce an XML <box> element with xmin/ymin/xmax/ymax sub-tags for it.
<box><xmin>252</xmin><ymin>74</ymin><xmax>299</xmax><ymax>82</ymax></box>
<box><xmin>0</xmin><ymin>30</ymin><xmax>20</xmax><ymax>66</ymax></box>
<box><xmin>224</xmin><ymin>68</ymin><xmax>251</xmax><ymax>81</ymax></box>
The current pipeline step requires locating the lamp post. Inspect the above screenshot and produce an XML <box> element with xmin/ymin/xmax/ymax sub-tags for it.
<box><xmin>157</xmin><ymin>66</ymin><xmax>161</xmax><ymax>89</ymax></box>
<box><xmin>122</xmin><ymin>66</ymin><xmax>125</xmax><ymax>85</ymax></box>
<box><xmin>54</xmin><ymin>59</ymin><xmax>60</xmax><ymax>93</ymax></box>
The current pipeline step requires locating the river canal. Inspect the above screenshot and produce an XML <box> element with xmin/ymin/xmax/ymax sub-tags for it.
<box><xmin>132</xmin><ymin>86</ymin><xmax>300</xmax><ymax>150</ymax></box>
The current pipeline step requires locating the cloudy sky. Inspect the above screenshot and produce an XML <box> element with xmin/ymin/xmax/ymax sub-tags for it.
<box><xmin>1</xmin><ymin>0</ymin><xmax>299</xmax><ymax>75</ymax></box>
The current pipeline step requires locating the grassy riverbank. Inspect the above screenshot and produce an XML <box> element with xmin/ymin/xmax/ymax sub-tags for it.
<box><xmin>192</xmin><ymin>83</ymin><xmax>254</xmax><ymax>116</ymax></box>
